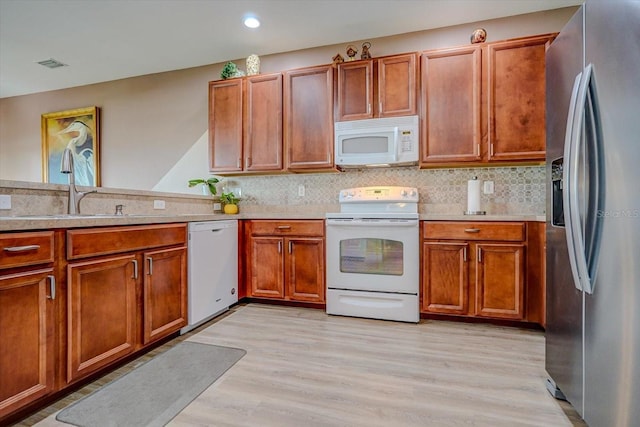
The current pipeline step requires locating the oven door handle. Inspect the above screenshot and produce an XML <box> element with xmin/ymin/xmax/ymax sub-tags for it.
<box><xmin>326</xmin><ymin>219</ymin><xmax>418</xmax><ymax>227</ymax></box>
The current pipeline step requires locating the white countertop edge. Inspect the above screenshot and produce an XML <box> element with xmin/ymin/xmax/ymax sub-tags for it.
<box><xmin>1</xmin><ymin>212</ymin><xmax>546</xmax><ymax>231</ymax></box>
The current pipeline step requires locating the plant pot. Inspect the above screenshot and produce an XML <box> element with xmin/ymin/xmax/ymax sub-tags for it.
<box><xmin>223</xmin><ymin>204</ymin><xmax>238</xmax><ymax>214</ymax></box>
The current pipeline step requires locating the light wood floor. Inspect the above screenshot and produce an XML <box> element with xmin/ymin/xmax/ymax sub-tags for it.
<box><xmin>24</xmin><ymin>303</ymin><xmax>585</xmax><ymax>427</ymax></box>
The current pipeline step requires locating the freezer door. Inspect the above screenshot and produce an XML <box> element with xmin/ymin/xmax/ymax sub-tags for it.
<box><xmin>583</xmin><ymin>1</ymin><xmax>640</xmax><ymax>426</ymax></box>
<box><xmin>544</xmin><ymin>5</ymin><xmax>585</xmax><ymax>417</ymax></box>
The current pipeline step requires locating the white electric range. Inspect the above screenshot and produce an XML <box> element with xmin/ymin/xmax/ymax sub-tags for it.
<box><xmin>325</xmin><ymin>186</ymin><xmax>420</xmax><ymax>323</ymax></box>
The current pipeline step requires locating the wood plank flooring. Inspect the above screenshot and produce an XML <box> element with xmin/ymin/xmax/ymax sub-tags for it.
<box><xmin>24</xmin><ymin>303</ymin><xmax>585</xmax><ymax>427</ymax></box>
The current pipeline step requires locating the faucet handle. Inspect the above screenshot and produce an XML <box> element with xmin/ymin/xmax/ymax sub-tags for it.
<box><xmin>115</xmin><ymin>204</ymin><xmax>124</xmax><ymax>215</ymax></box>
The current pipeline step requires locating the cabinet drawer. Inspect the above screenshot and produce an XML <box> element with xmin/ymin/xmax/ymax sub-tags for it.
<box><xmin>0</xmin><ymin>231</ymin><xmax>55</xmax><ymax>269</ymax></box>
<box><xmin>423</xmin><ymin>221</ymin><xmax>525</xmax><ymax>241</ymax></box>
<box><xmin>249</xmin><ymin>220</ymin><xmax>324</xmax><ymax>237</ymax></box>
<box><xmin>67</xmin><ymin>224</ymin><xmax>187</xmax><ymax>260</ymax></box>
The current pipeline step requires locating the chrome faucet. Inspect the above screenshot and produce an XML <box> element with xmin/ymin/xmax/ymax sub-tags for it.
<box><xmin>60</xmin><ymin>148</ymin><xmax>96</xmax><ymax>215</ymax></box>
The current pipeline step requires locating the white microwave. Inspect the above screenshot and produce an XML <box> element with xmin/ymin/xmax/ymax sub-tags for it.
<box><xmin>334</xmin><ymin>115</ymin><xmax>419</xmax><ymax>169</ymax></box>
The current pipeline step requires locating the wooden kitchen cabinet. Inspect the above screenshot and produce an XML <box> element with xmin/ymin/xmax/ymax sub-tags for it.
<box><xmin>245</xmin><ymin>220</ymin><xmax>325</xmax><ymax>303</ymax></box>
<box><xmin>485</xmin><ymin>35</ymin><xmax>552</xmax><ymax>161</ymax></box>
<box><xmin>66</xmin><ymin>255</ymin><xmax>137</xmax><ymax>382</ymax></box>
<box><xmin>422</xmin><ymin>221</ymin><xmax>526</xmax><ymax>321</ymax></box>
<box><xmin>209</xmin><ymin>73</ymin><xmax>283</xmax><ymax>173</ymax></box>
<box><xmin>337</xmin><ymin>53</ymin><xmax>418</xmax><ymax>121</ymax></box>
<box><xmin>420</xmin><ymin>34</ymin><xmax>555</xmax><ymax>166</ymax></box>
<box><xmin>283</xmin><ymin>65</ymin><xmax>334</xmax><ymax>171</ymax></box>
<box><xmin>0</xmin><ymin>232</ymin><xmax>57</xmax><ymax>420</ymax></box>
<box><xmin>421</xmin><ymin>46</ymin><xmax>482</xmax><ymax>163</ymax></box>
<box><xmin>142</xmin><ymin>247</ymin><xmax>188</xmax><ymax>344</ymax></box>
<box><xmin>65</xmin><ymin>224</ymin><xmax>187</xmax><ymax>383</ymax></box>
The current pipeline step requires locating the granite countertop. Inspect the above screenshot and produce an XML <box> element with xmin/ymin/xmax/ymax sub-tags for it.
<box><xmin>0</xmin><ymin>211</ymin><xmax>545</xmax><ymax>231</ymax></box>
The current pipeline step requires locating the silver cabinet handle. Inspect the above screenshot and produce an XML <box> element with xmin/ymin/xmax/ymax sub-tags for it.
<box><xmin>464</xmin><ymin>228</ymin><xmax>481</xmax><ymax>233</ymax></box>
<box><xmin>147</xmin><ymin>257</ymin><xmax>153</xmax><ymax>275</ymax></box>
<box><xmin>477</xmin><ymin>247</ymin><xmax>482</xmax><ymax>263</ymax></box>
<box><xmin>277</xmin><ymin>241</ymin><xmax>282</xmax><ymax>254</ymax></box>
<box><xmin>463</xmin><ymin>246</ymin><xmax>467</xmax><ymax>262</ymax></box>
<box><xmin>237</xmin><ymin>158</ymin><xmax>241</xmax><ymax>168</ymax></box>
<box><xmin>3</xmin><ymin>244</ymin><xmax>40</xmax><ymax>252</ymax></box>
<box><xmin>288</xmin><ymin>241</ymin><xmax>292</xmax><ymax>254</ymax></box>
<box><xmin>47</xmin><ymin>275</ymin><xmax>56</xmax><ymax>300</ymax></box>
<box><xmin>132</xmin><ymin>259</ymin><xmax>138</xmax><ymax>279</ymax></box>
<box><xmin>277</xmin><ymin>225</ymin><xmax>291</xmax><ymax>230</ymax></box>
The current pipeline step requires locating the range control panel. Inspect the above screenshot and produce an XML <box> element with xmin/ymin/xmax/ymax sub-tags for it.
<box><xmin>338</xmin><ymin>186</ymin><xmax>419</xmax><ymax>203</ymax></box>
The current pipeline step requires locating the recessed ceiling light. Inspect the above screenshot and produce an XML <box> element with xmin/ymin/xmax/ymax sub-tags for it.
<box><xmin>243</xmin><ymin>16</ymin><xmax>260</xmax><ymax>29</ymax></box>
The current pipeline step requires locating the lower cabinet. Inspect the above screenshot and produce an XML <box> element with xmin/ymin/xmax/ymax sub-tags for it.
<box><xmin>245</xmin><ymin>220</ymin><xmax>325</xmax><ymax>303</ymax></box>
<box><xmin>0</xmin><ymin>231</ymin><xmax>57</xmax><ymax>420</ymax></box>
<box><xmin>66</xmin><ymin>224</ymin><xmax>187</xmax><ymax>383</ymax></box>
<box><xmin>142</xmin><ymin>247</ymin><xmax>187</xmax><ymax>345</ymax></box>
<box><xmin>0</xmin><ymin>270</ymin><xmax>56</xmax><ymax>419</ymax></box>
<box><xmin>422</xmin><ymin>221</ymin><xmax>527</xmax><ymax>321</ymax></box>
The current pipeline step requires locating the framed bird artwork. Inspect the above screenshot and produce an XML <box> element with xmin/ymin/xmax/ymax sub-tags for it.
<box><xmin>41</xmin><ymin>106</ymin><xmax>100</xmax><ymax>186</ymax></box>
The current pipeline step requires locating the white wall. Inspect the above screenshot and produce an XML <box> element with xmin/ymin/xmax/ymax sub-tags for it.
<box><xmin>0</xmin><ymin>7</ymin><xmax>577</xmax><ymax>195</ymax></box>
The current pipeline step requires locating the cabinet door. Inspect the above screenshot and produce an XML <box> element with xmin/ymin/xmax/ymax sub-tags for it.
<box><xmin>486</xmin><ymin>35</ymin><xmax>552</xmax><ymax>161</ymax></box>
<box><xmin>337</xmin><ymin>60</ymin><xmax>373</xmax><ymax>121</ymax></box>
<box><xmin>286</xmin><ymin>238</ymin><xmax>325</xmax><ymax>302</ymax></box>
<box><xmin>421</xmin><ymin>242</ymin><xmax>469</xmax><ymax>314</ymax></box>
<box><xmin>142</xmin><ymin>247</ymin><xmax>187</xmax><ymax>345</ymax></box>
<box><xmin>244</xmin><ymin>73</ymin><xmax>283</xmax><ymax>171</ymax></box>
<box><xmin>284</xmin><ymin>65</ymin><xmax>334</xmax><ymax>170</ymax></box>
<box><xmin>421</xmin><ymin>47</ymin><xmax>481</xmax><ymax>163</ymax></box>
<box><xmin>0</xmin><ymin>270</ymin><xmax>55</xmax><ymax>418</ymax></box>
<box><xmin>249</xmin><ymin>237</ymin><xmax>284</xmax><ymax>298</ymax></box>
<box><xmin>378</xmin><ymin>53</ymin><xmax>418</xmax><ymax>118</ymax></box>
<box><xmin>475</xmin><ymin>243</ymin><xmax>525</xmax><ymax>319</ymax></box>
<box><xmin>67</xmin><ymin>255</ymin><xmax>137</xmax><ymax>382</ymax></box>
<box><xmin>209</xmin><ymin>79</ymin><xmax>243</xmax><ymax>172</ymax></box>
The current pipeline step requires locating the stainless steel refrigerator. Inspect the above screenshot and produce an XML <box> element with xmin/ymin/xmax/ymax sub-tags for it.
<box><xmin>545</xmin><ymin>1</ymin><xmax>640</xmax><ymax>426</ymax></box>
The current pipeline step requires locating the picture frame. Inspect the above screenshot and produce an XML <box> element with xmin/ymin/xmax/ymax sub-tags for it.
<box><xmin>41</xmin><ymin>106</ymin><xmax>100</xmax><ymax>186</ymax></box>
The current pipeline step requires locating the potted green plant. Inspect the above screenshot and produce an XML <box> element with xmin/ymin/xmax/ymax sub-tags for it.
<box><xmin>188</xmin><ymin>177</ymin><xmax>219</xmax><ymax>196</ymax></box>
<box><xmin>220</xmin><ymin>191</ymin><xmax>239</xmax><ymax>214</ymax></box>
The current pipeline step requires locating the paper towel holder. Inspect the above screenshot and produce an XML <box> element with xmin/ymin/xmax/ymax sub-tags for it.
<box><xmin>464</xmin><ymin>176</ymin><xmax>486</xmax><ymax>215</ymax></box>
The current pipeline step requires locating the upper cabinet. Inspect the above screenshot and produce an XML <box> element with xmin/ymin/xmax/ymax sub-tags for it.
<box><xmin>283</xmin><ymin>65</ymin><xmax>335</xmax><ymax>171</ymax></box>
<box><xmin>486</xmin><ymin>35</ymin><xmax>552</xmax><ymax>161</ymax></box>
<box><xmin>421</xmin><ymin>46</ymin><xmax>482</xmax><ymax>163</ymax></box>
<box><xmin>420</xmin><ymin>34</ymin><xmax>555</xmax><ymax>166</ymax></box>
<box><xmin>209</xmin><ymin>73</ymin><xmax>283</xmax><ymax>174</ymax></box>
<box><xmin>336</xmin><ymin>53</ymin><xmax>418</xmax><ymax>121</ymax></box>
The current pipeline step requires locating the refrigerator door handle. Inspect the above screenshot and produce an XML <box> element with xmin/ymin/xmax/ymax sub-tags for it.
<box><xmin>563</xmin><ymin>71</ymin><xmax>584</xmax><ymax>291</ymax></box>
<box><xmin>582</xmin><ymin>64</ymin><xmax>605</xmax><ymax>294</ymax></box>
<box><xmin>566</xmin><ymin>64</ymin><xmax>604</xmax><ymax>295</ymax></box>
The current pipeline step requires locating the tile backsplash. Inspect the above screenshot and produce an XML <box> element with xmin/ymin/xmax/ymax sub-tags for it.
<box><xmin>227</xmin><ymin>165</ymin><xmax>546</xmax><ymax>216</ymax></box>
<box><xmin>0</xmin><ymin>165</ymin><xmax>546</xmax><ymax>217</ymax></box>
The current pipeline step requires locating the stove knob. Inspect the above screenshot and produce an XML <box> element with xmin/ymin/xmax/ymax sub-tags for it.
<box><xmin>410</xmin><ymin>189</ymin><xmax>417</xmax><ymax>197</ymax></box>
<box><xmin>401</xmin><ymin>190</ymin><xmax>408</xmax><ymax>197</ymax></box>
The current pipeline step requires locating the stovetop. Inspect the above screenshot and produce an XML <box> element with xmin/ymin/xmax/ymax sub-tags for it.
<box><xmin>327</xmin><ymin>186</ymin><xmax>419</xmax><ymax>219</ymax></box>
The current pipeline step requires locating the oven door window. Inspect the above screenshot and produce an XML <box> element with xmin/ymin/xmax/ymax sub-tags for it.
<box><xmin>339</xmin><ymin>238</ymin><xmax>403</xmax><ymax>275</ymax></box>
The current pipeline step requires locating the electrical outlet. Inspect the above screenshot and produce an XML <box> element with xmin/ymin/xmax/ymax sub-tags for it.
<box><xmin>0</xmin><ymin>195</ymin><xmax>11</xmax><ymax>209</ymax></box>
<box><xmin>483</xmin><ymin>181</ymin><xmax>494</xmax><ymax>194</ymax></box>
<box><xmin>213</xmin><ymin>202</ymin><xmax>222</xmax><ymax>212</ymax></box>
<box><xmin>153</xmin><ymin>199</ymin><xmax>166</xmax><ymax>210</ymax></box>
<box><xmin>298</xmin><ymin>185</ymin><xmax>305</xmax><ymax>197</ymax></box>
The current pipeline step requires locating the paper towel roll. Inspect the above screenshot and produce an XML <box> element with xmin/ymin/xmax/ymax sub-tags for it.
<box><xmin>467</xmin><ymin>177</ymin><xmax>481</xmax><ymax>213</ymax></box>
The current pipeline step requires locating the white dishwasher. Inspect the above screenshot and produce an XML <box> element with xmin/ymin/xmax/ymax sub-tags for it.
<box><xmin>181</xmin><ymin>220</ymin><xmax>238</xmax><ymax>334</ymax></box>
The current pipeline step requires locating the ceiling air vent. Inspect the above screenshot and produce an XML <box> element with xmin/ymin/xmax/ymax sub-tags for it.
<box><xmin>37</xmin><ymin>58</ymin><xmax>68</xmax><ymax>69</ymax></box>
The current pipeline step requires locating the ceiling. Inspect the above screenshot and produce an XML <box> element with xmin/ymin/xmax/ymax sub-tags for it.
<box><xmin>0</xmin><ymin>0</ymin><xmax>581</xmax><ymax>99</ymax></box>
